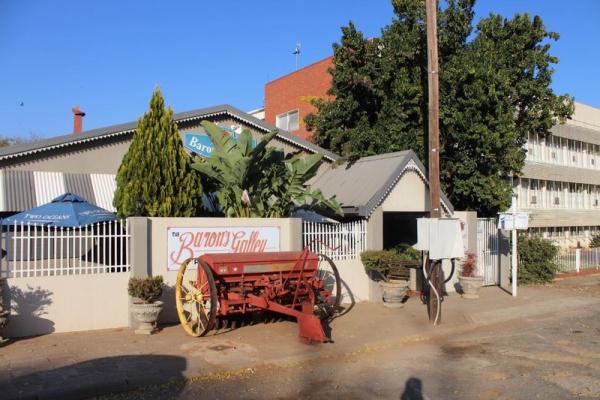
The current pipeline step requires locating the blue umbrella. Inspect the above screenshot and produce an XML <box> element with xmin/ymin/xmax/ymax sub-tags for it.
<box><xmin>1</xmin><ymin>192</ymin><xmax>117</xmax><ymax>227</ymax></box>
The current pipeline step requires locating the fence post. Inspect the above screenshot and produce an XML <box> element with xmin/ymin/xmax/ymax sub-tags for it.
<box><xmin>289</xmin><ymin>218</ymin><xmax>302</xmax><ymax>251</ymax></box>
<box><xmin>128</xmin><ymin>217</ymin><xmax>149</xmax><ymax>278</ymax></box>
<box><xmin>575</xmin><ymin>248</ymin><xmax>581</xmax><ymax>273</ymax></box>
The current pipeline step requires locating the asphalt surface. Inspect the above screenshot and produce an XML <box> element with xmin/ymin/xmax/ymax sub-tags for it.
<box><xmin>93</xmin><ymin>277</ymin><xmax>600</xmax><ymax>400</ymax></box>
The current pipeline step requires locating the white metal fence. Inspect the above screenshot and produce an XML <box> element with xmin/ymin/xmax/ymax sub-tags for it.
<box><xmin>477</xmin><ymin>218</ymin><xmax>500</xmax><ymax>286</ymax></box>
<box><xmin>0</xmin><ymin>220</ymin><xmax>130</xmax><ymax>278</ymax></box>
<box><xmin>555</xmin><ymin>247</ymin><xmax>600</xmax><ymax>273</ymax></box>
<box><xmin>302</xmin><ymin>219</ymin><xmax>367</xmax><ymax>260</ymax></box>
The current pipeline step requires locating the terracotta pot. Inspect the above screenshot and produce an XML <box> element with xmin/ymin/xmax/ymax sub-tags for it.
<box><xmin>458</xmin><ymin>276</ymin><xmax>484</xmax><ymax>299</ymax></box>
<box><xmin>130</xmin><ymin>301</ymin><xmax>164</xmax><ymax>335</ymax></box>
<box><xmin>379</xmin><ymin>280</ymin><xmax>409</xmax><ymax>308</ymax></box>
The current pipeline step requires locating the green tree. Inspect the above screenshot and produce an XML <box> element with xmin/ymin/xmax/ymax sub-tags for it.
<box><xmin>191</xmin><ymin>121</ymin><xmax>341</xmax><ymax>218</ymax></box>
<box><xmin>306</xmin><ymin>0</ymin><xmax>573</xmax><ymax>216</ymax></box>
<box><xmin>113</xmin><ymin>88</ymin><xmax>201</xmax><ymax>218</ymax></box>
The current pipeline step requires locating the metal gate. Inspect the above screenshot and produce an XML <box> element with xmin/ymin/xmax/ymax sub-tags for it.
<box><xmin>476</xmin><ymin>218</ymin><xmax>499</xmax><ymax>286</ymax></box>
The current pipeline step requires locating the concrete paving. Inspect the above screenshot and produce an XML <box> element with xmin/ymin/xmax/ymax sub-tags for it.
<box><xmin>1</xmin><ymin>274</ymin><xmax>599</xmax><ymax>399</ymax></box>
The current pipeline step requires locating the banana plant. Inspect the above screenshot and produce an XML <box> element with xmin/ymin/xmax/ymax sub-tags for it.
<box><xmin>191</xmin><ymin>121</ymin><xmax>342</xmax><ymax>218</ymax></box>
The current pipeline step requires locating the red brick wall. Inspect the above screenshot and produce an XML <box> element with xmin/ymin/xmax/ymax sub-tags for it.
<box><xmin>264</xmin><ymin>56</ymin><xmax>333</xmax><ymax>141</ymax></box>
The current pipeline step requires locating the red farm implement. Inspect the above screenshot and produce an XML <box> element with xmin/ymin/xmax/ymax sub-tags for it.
<box><xmin>174</xmin><ymin>249</ymin><xmax>342</xmax><ymax>343</ymax></box>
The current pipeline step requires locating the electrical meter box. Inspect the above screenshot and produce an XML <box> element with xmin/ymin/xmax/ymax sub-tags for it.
<box><xmin>415</xmin><ymin>218</ymin><xmax>464</xmax><ymax>260</ymax></box>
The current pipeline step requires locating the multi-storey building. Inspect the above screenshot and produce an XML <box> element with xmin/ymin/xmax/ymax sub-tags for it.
<box><xmin>517</xmin><ymin>102</ymin><xmax>600</xmax><ymax>247</ymax></box>
<box><xmin>261</xmin><ymin>56</ymin><xmax>600</xmax><ymax>247</ymax></box>
<box><xmin>263</xmin><ymin>57</ymin><xmax>333</xmax><ymax>141</ymax></box>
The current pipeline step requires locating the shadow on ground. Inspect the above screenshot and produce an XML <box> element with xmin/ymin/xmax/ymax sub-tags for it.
<box><xmin>400</xmin><ymin>377</ymin><xmax>425</xmax><ymax>400</ymax></box>
<box><xmin>2</xmin><ymin>355</ymin><xmax>187</xmax><ymax>400</ymax></box>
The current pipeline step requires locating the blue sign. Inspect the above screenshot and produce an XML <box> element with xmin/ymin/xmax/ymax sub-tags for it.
<box><xmin>183</xmin><ymin>126</ymin><xmax>257</xmax><ymax>158</ymax></box>
<box><xmin>184</xmin><ymin>133</ymin><xmax>214</xmax><ymax>157</ymax></box>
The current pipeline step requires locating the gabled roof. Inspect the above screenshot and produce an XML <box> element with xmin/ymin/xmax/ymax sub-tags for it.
<box><xmin>0</xmin><ymin>104</ymin><xmax>339</xmax><ymax>162</ymax></box>
<box><xmin>310</xmin><ymin>150</ymin><xmax>453</xmax><ymax>217</ymax></box>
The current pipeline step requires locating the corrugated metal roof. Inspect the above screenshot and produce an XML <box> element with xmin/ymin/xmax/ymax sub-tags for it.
<box><xmin>5</xmin><ymin>171</ymin><xmax>36</xmax><ymax>211</ymax></box>
<box><xmin>34</xmin><ymin>171</ymin><xmax>65</xmax><ymax>205</ymax></box>
<box><xmin>0</xmin><ymin>170</ymin><xmax>116</xmax><ymax>212</ymax></box>
<box><xmin>0</xmin><ymin>170</ymin><xmax>4</xmax><ymax>211</ymax></box>
<box><xmin>90</xmin><ymin>173</ymin><xmax>117</xmax><ymax>212</ymax></box>
<box><xmin>64</xmin><ymin>173</ymin><xmax>96</xmax><ymax>206</ymax></box>
<box><xmin>0</xmin><ymin>104</ymin><xmax>339</xmax><ymax>163</ymax></box>
<box><xmin>310</xmin><ymin>150</ymin><xmax>453</xmax><ymax>217</ymax></box>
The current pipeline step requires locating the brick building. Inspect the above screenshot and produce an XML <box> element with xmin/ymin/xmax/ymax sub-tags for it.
<box><xmin>264</xmin><ymin>56</ymin><xmax>332</xmax><ymax>141</ymax></box>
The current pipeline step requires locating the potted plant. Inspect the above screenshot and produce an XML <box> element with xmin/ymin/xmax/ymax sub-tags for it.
<box><xmin>128</xmin><ymin>275</ymin><xmax>164</xmax><ymax>334</ymax></box>
<box><xmin>361</xmin><ymin>249</ymin><xmax>416</xmax><ymax>308</ymax></box>
<box><xmin>457</xmin><ymin>252</ymin><xmax>484</xmax><ymax>299</ymax></box>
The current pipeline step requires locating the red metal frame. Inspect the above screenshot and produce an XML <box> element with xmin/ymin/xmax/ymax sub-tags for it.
<box><xmin>197</xmin><ymin>248</ymin><xmax>334</xmax><ymax>342</ymax></box>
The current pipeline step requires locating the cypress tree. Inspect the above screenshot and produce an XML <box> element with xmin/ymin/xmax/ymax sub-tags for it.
<box><xmin>113</xmin><ymin>87</ymin><xmax>201</xmax><ymax>218</ymax></box>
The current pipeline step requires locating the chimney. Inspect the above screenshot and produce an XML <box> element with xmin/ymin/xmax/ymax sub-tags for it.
<box><xmin>72</xmin><ymin>106</ymin><xmax>85</xmax><ymax>134</ymax></box>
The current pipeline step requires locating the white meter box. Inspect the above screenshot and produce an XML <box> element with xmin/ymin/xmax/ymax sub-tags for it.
<box><xmin>416</xmin><ymin>218</ymin><xmax>465</xmax><ymax>260</ymax></box>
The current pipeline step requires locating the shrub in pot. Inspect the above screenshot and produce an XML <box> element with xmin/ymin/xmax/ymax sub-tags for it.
<box><xmin>361</xmin><ymin>249</ymin><xmax>415</xmax><ymax>308</ymax></box>
<box><xmin>457</xmin><ymin>252</ymin><xmax>484</xmax><ymax>299</ymax></box>
<box><xmin>128</xmin><ymin>276</ymin><xmax>164</xmax><ymax>334</ymax></box>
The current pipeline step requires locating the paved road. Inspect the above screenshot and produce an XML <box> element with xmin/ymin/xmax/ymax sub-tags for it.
<box><xmin>96</xmin><ymin>280</ymin><xmax>600</xmax><ymax>400</ymax></box>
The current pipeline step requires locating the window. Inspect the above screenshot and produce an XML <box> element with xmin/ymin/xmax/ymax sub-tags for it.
<box><xmin>530</xmin><ymin>195</ymin><xmax>537</xmax><ymax>204</ymax></box>
<box><xmin>276</xmin><ymin>109</ymin><xmax>300</xmax><ymax>131</ymax></box>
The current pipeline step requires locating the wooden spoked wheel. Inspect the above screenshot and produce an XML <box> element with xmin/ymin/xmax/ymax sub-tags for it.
<box><xmin>175</xmin><ymin>258</ymin><xmax>218</xmax><ymax>337</ymax></box>
<box><xmin>316</xmin><ymin>253</ymin><xmax>342</xmax><ymax>308</ymax></box>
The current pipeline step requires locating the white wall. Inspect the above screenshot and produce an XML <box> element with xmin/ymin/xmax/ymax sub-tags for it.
<box><xmin>335</xmin><ymin>259</ymin><xmax>371</xmax><ymax>304</ymax></box>
<box><xmin>143</xmin><ymin>217</ymin><xmax>302</xmax><ymax>323</ymax></box>
<box><xmin>3</xmin><ymin>273</ymin><xmax>130</xmax><ymax>337</ymax></box>
<box><xmin>381</xmin><ymin>170</ymin><xmax>430</xmax><ymax>212</ymax></box>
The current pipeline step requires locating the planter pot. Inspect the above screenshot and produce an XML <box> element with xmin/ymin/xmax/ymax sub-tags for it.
<box><xmin>130</xmin><ymin>301</ymin><xmax>163</xmax><ymax>335</ymax></box>
<box><xmin>458</xmin><ymin>276</ymin><xmax>484</xmax><ymax>299</ymax></box>
<box><xmin>379</xmin><ymin>280</ymin><xmax>409</xmax><ymax>308</ymax></box>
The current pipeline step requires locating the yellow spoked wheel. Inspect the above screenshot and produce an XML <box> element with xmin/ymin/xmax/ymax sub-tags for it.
<box><xmin>175</xmin><ymin>258</ymin><xmax>217</xmax><ymax>337</ymax></box>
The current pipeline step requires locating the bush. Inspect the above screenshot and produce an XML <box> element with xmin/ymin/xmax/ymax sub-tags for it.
<box><xmin>128</xmin><ymin>276</ymin><xmax>164</xmax><ymax>304</ymax></box>
<box><xmin>361</xmin><ymin>246</ymin><xmax>421</xmax><ymax>281</ymax></box>
<box><xmin>517</xmin><ymin>235</ymin><xmax>559</xmax><ymax>284</ymax></box>
<box><xmin>590</xmin><ymin>234</ymin><xmax>600</xmax><ymax>248</ymax></box>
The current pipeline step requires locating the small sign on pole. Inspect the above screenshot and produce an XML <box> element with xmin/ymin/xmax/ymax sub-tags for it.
<box><xmin>498</xmin><ymin>210</ymin><xmax>528</xmax><ymax>297</ymax></box>
<box><xmin>498</xmin><ymin>212</ymin><xmax>529</xmax><ymax>230</ymax></box>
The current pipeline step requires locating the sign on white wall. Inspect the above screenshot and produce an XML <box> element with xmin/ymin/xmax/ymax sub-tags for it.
<box><xmin>167</xmin><ymin>227</ymin><xmax>280</xmax><ymax>270</ymax></box>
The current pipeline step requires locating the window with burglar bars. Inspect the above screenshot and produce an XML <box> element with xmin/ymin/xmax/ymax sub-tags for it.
<box><xmin>0</xmin><ymin>220</ymin><xmax>130</xmax><ymax>278</ymax></box>
<box><xmin>302</xmin><ymin>220</ymin><xmax>367</xmax><ymax>260</ymax></box>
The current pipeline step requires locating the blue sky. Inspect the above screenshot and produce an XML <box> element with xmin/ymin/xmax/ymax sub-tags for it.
<box><xmin>1</xmin><ymin>0</ymin><xmax>598</xmax><ymax>140</ymax></box>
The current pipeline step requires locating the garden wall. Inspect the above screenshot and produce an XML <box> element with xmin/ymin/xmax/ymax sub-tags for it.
<box><xmin>129</xmin><ymin>217</ymin><xmax>303</xmax><ymax>324</ymax></box>
<box><xmin>2</xmin><ymin>273</ymin><xmax>130</xmax><ymax>337</ymax></box>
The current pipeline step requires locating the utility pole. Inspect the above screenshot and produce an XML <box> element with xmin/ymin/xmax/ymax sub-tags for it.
<box><xmin>425</xmin><ymin>0</ymin><xmax>443</xmax><ymax>324</ymax></box>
